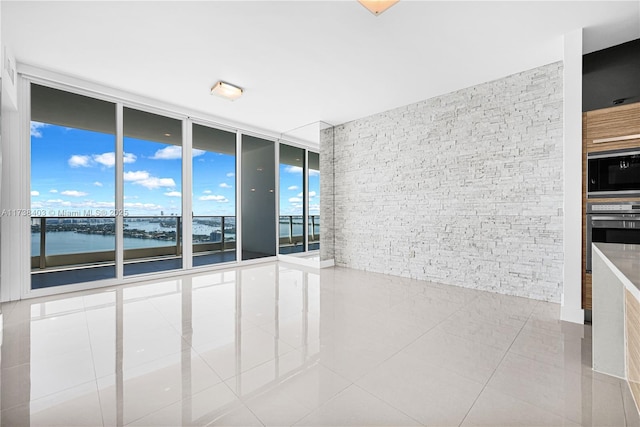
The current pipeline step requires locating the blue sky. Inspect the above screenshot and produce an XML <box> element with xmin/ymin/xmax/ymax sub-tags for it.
<box><xmin>31</xmin><ymin>122</ymin><xmax>319</xmax><ymax>217</ymax></box>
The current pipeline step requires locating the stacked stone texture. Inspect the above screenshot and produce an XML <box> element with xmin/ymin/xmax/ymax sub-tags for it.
<box><xmin>321</xmin><ymin>62</ymin><xmax>564</xmax><ymax>302</ymax></box>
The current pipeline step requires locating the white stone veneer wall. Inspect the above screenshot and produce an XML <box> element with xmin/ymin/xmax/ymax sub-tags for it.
<box><xmin>322</xmin><ymin>62</ymin><xmax>564</xmax><ymax>302</ymax></box>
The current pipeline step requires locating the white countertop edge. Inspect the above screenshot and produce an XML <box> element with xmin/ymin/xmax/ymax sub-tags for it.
<box><xmin>593</xmin><ymin>244</ymin><xmax>640</xmax><ymax>302</ymax></box>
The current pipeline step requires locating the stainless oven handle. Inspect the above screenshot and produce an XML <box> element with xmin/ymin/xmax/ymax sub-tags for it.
<box><xmin>587</xmin><ymin>150</ymin><xmax>640</xmax><ymax>159</ymax></box>
<box><xmin>590</xmin><ymin>216</ymin><xmax>640</xmax><ymax>221</ymax></box>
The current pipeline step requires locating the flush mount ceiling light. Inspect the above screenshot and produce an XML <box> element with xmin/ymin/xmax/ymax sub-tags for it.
<box><xmin>211</xmin><ymin>81</ymin><xmax>243</xmax><ymax>101</ymax></box>
<box><xmin>358</xmin><ymin>0</ymin><xmax>399</xmax><ymax>15</ymax></box>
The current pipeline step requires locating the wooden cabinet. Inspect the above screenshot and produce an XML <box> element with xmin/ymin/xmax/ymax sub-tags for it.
<box><xmin>586</xmin><ymin>102</ymin><xmax>640</xmax><ymax>152</ymax></box>
<box><xmin>582</xmin><ymin>102</ymin><xmax>640</xmax><ymax>311</ymax></box>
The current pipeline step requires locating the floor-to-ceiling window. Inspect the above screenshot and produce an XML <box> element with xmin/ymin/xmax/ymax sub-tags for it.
<box><xmin>123</xmin><ymin>107</ymin><xmax>183</xmax><ymax>276</ymax></box>
<box><xmin>192</xmin><ymin>124</ymin><xmax>237</xmax><ymax>267</ymax></box>
<box><xmin>279</xmin><ymin>144</ymin><xmax>305</xmax><ymax>254</ymax></box>
<box><xmin>241</xmin><ymin>136</ymin><xmax>276</xmax><ymax>260</ymax></box>
<box><xmin>28</xmin><ymin>81</ymin><xmax>319</xmax><ymax>293</ymax></box>
<box><xmin>308</xmin><ymin>152</ymin><xmax>320</xmax><ymax>252</ymax></box>
<box><xmin>30</xmin><ymin>84</ymin><xmax>117</xmax><ymax>289</ymax></box>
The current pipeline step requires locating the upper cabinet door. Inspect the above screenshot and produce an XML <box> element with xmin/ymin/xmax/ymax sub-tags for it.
<box><xmin>586</xmin><ymin>102</ymin><xmax>640</xmax><ymax>152</ymax></box>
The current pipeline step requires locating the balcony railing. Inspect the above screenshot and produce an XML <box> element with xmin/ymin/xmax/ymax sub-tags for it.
<box><xmin>31</xmin><ymin>216</ymin><xmax>237</xmax><ymax>270</ymax></box>
<box><xmin>31</xmin><ymin>215</ymin><xmax>317</xmax><ymax>271</ymax></box>
<box><xmin>278</xmin><ymin>215</ymin><xmax>320</xmax><ymax>246</ymax></box>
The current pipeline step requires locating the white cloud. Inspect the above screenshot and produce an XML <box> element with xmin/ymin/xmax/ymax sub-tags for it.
<box><xmin>93</xmin><ymin>152</ymin><xmax>115</xmax><ymax>167</ymax></box>
<box><xmin>288</xmin><ymin>186</ymin><xmax>299</xmax><ymax>191</ymax></box>
<box><xmin>124</xmin><ymin>202</ymin><xmax>163</xmax><ymax>211</ymax></box>
<box><xmin>288</xmin><ymin>197</ymin><xmax>302</xmax><ymax>203</ymax></box>
<box><xmin>151</xmin><ymin>146</ymin><xmax>206</xmax><ymax>160</ymax></box>
<box><xmin>164</xmin><ymin>191</ymin><xmax>181</xmax><ymax>197</ymax></box>
<box><xmin>226</xmin><ymin>172</ymin><xmax>235</xmax><ymax>177</ymax></box>
<box><xmin>61</xmin><ymin>190</ymin><xmax>88</xmax><ymax>197</ymax></box>
<box><xmin>136</xmin><ymin>177</ymin><xmax>177</xmax><ymax>190</ymax></box>
<box><xmin>68</xmin><ymin>155</ymin><xmax>91</xmax><ymax>167</ymax></box>
<box><xmin>284</xmin><ymin>166</ymin><xmax>319</xmax><ymax>176</ymax></box>
<box><xmin>295</xmin><ymin>191</ymin><xmax>316</xmax><ymax>198</ymax></box>
<box><xmin>123</xmin><ymin>171</ymin><xmax>150</xmax><ymax>181</ymax></box>
<box><xmin>199</xmin><ymin>195</ymin><xmax>229</xmax><ymax>203</ymax></box>
<box><xmin>219</xmin><ymin>183</ymin><xmax>232</xmax><ymax>189</ymax></box>
<box><xmin>151</xmin><ymin>145</ymin><xmax>182</xmax><ymax>160</ymax></box>
<box><xmin>92</xmin><ymin>152</ymin><xmax>137</xmax><ymax>167</ymax></box>
<box><xmin>94</xmin><ymin>182</ymin><xmax>103</xmax><ymax>187</ymax></box>
<box><xmin>297</xmin><ymin>192</ymin><xmax>303</xmax><ymax>197</ymax></box>
<box><xmin>30</xmin><ymin>122</ymin><xmax>49</xmax><ymax>138</ymax></box>
<box><xmin>285</xmin><ymin>166</ymin><xmax>303</xmax><ymax>174</ymax></box>
<box><xmin>202</xmin><ymin>190</ymin><xmax>212</xmax><ymax>194</ymax></box>
<box><xmin>31</xmin><ymin>190</ymin><xmax>40</xmax><ymax>196</ymax></box>
<box><xmin>123</xmin><ymin>170</ymin><xmax>175</xmax><ymax>189</ymax></box>
<box><xmin>50</xmin><ymin>189</ymin><xmax>58</xmax><ymax>193</ymax></box>
<box><xmin>68</xmin><ymin>152</ymin><xmax>136</xmax><ymax>168</ymax></box>
<box><xmin>124</xmin><ymin>152</ymin><xmax>137</xmax><ymax>164</ymax></box>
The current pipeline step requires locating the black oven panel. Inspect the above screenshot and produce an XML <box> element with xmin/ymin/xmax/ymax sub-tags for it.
<box><xmin>588</xmin><ymin>149</ymin><xmax>640</xmax><ymax>198</ymax></box>
<box><xmin>586</xmin><ymin>202</ymin><xmax>640</xmax><ymax>272</ymax></box>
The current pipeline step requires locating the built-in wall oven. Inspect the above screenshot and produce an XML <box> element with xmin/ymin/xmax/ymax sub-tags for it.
<box><xmin>588</xmin><ymin>149</ymin><xmax>640</xmax><ymax>198</ymax></box>
<box><xmin>586</xmin><ymin>202</ymin><xmax>640</xmax><ymax>272</ymax></box>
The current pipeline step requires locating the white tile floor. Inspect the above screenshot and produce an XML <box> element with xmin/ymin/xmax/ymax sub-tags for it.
<box><xmin>1</xmin><ymin>262</ymin><xmax>639</xmax><ymax>426</ymax></box>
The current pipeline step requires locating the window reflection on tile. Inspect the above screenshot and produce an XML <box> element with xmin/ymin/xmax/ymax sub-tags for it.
<box><xmin>0</xmin><ymin>263</ymin><xmax>321</xmax><ymax>426</ymax></box>
<box><xmin>0</xmin><ymin>263</ymin><xmax>637</xmax><ymax>426</ymax></box>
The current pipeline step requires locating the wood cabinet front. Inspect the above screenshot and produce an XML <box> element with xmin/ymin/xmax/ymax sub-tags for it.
<box><xmin>582</xmin><ymin>103</ymin><xmax>640</xmax><ymax>311</ymax></box>
<box><xmin>586</xmin><ymin>102</ymin><xmax>640</xmax><ymax>152</ymax></box>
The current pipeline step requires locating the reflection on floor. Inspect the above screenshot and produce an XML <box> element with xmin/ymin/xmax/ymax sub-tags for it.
<box><xmin>279</xmin><ymin>244</ymin><xmax>305</xmax><ymax>255</ymax></box>
<box><xmin>31</xmin><ymin>252</ymin><xmax>237</xmax><ymax>289</ymax></box>
<box><xmin>31</xmin><ymin>265</ymin><xmax>117</xmax><ymax>289</ymax></box>
<box><xmin>192</xmin><ymin>251</ymin><xmax>236</xmax><ymax>267</ymax></box>
<box><xmin>5</xmin><ymin>263</ymin><xmax>639</xmax><ymax>426</ymax></box>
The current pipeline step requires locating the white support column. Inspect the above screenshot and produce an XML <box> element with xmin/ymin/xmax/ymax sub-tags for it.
<box><xmin>561</xmin><ymin>28</ymin><xmax>585</xmax><ymax>324</ymax></box>
<box><xmin>1</xmin><ymin>75</ymin><xmax>29</xmax><ymax>301</ymax></box>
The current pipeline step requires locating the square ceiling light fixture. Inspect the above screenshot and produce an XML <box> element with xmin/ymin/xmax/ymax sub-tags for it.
<box><xmin>358</xmin><ymin>0</ymin><xmax>399</xmax><ymax>15</ymax></box>
<box><xmin>211</xmin><ymin>81</ymin><xmax>243</xmax><ymax>101</ymax></box>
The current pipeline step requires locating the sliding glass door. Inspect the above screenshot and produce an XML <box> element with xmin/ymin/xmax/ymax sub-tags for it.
<box><xmin>30</xmin><ymin>84</ymin><xmax>117</xmax><ymax>288</ymax></box>
<box><xmin>192</xmin><ymin>124</ymin><xmax>237</xmax><ymax>266</ymax></box>
<box><xmin>29</xmin><ymin>82</ymin><xmax>320</xmax><ymax>292</ymax></box>
<box><xmin>308</xmin><ymin>152</ymin><xmax>320</xmax><ymax>252</ymax></box>
<box><xmin>279</xmin><ymin>144</ymin><xmax>305</xmax><ymax>254</ymax></box>
<box><xmin>123</xmin><ymin>107</ymin><xmax>183</xmax><ymax>276</ymax></box>
<box><xmin>241</xmin><ymin>135</ymin><xmax>276</xmax><ymax>260</ymax></box>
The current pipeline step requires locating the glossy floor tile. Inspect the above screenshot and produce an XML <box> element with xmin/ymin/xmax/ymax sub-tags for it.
<box><xmin>1</xmin><ymin>263</ymin><xmax>638</xmax><ymax>426</ymax></box>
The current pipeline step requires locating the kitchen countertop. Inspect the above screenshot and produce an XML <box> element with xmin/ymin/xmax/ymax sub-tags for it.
<box><xmin>593</xmin><ymin>243</ymin><xmax>640</xmax><ymax>300</ymax></box>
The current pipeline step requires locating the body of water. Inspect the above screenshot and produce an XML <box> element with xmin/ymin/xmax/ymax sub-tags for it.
<box><xmin>32</xmin><ymin>219</ymin><xmax>320</xmax><ymax>256</ymax></box>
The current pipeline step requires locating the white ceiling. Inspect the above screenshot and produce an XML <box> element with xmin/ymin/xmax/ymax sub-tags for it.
<box><xmin>3</xmin><ymin>1</ymin><xmax>639</xmax><ymax>142</ymax></box>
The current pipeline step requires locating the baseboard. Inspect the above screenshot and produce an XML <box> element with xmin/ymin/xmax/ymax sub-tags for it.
<box><xmin>560</xmin><ymin>306</ymin><xmax>585</xmax><ymax>324</ymax></box>
<box><xmin>320</xmin><ymin>259</ymin><xmax>335</xmax><ymax>268</ymax></box>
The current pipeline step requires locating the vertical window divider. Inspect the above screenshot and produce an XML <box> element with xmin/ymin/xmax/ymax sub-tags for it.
<box><xmin>275</xmin><ymin>141</ymin><xmax>281</xmax><ymax>255</ymax></box>
<box><xmin>303</xmin><ymin>149</ymin><xmax>309</xmax><ymax>252</ymax></box>
<box><xmin>182</xmin><ymin>119</ymin><xmax>193</xmax><ymax>270</ymax></box>
<box><xmin>19</xmin><ymin>78</ymin><xmax>32</xmax><ymax>299</ymax></box>
<box><xmin>235</xmin><ymin>131</ymin><xmax>242</xmax><ymax>263</ymax></box>
<box><xmin>115</xmin><ymin>103</ymin><xmax>124</xmax><ymax>280</ymax></box>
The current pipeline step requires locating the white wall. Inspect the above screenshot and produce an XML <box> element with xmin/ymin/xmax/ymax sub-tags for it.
<box><xmin>561</xmin><ymin>29</ymin><xmax>585</xmax><ymax>323</ymax></box>
<box><xmin>323</xmin><ymin>62</ymin><xmax>566</xmax><ymax>302</ymax></box>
